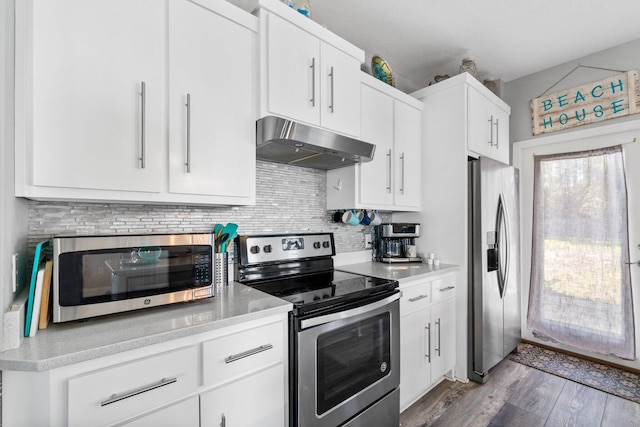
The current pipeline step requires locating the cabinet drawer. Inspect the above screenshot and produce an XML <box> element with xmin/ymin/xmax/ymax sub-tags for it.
<box><xmin>400</xmin><ymin>281</ymin><xmax>430</xmax><ymax>312</ymax></box>
<box><xmin>431</xmin><ymin>276</ymin><xmax>456</xmax><ymax>303</ymax></box>
<box><xmin>202</xmin><ymin>320</ymin><xmax>284</xmax><ymax>387</ymax></box>
<box><xmin>68</xmin><ymin>346</ymin><xmax>198</xmax><ymax>427</ymax></box>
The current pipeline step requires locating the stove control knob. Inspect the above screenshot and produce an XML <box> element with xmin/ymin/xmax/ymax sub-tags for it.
<box><xmin>322</xmin><ymin>241</ymin><xmax>330</xmax><ymax>248</ymax></box>
<box><xmin>313</xmin><ymin>241</ymin><xmax>321</xmax><ymax>249</ymax></box>
<box><xmin>263</xmin><ymin>244</ymin><xmax>272</xmax><ymax>253</ymax></box>
<box><xmin>313</xmin><ymin>296</ymin><xmax>321</xmax><ymax>301</ymax></box>
<box><xmin>250</xmin><ymin>245</ymin><xmax>260</xmax><ymax>254</ymax></box>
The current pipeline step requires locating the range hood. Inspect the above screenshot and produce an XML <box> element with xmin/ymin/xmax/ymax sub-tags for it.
<box><xmin>256</xmin><ymin>116</ymin><xmax>376</xmax><ymax>170</ymax></box>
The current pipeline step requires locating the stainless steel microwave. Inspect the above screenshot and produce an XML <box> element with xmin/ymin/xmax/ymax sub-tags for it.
<box><xmin>53</xmin><ymin>233</ymin><xmax>214</xmax><ymax>323</ymax></box>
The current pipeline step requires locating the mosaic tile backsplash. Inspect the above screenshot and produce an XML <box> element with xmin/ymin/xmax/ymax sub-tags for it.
<box><xmin>28</xmin><ymin>160</ymin><xmax>390</xmax><ymax>255</ymax></box>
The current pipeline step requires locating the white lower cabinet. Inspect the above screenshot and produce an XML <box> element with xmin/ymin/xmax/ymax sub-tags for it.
<box><xmin>399</xmin><ymin>273</ymin><xmax>456</xmax><ymax>411</ymax></box>
<box><xmin>68</xmin><ymin>346</ymin><xmax>199</xmax><ymax>427</ymax></box>
<box><xmin>200</xmin><ymin>364</ymin><xmax>285</xmax><ymax>427</ymax></box>
<box><xmin>2</xmin><ymin>314</ymin><xmax>288</xmax><ymax>427</ymax></box>
<box><xmin>115</xmin><ymin>396</ymin><xmax>200</xmax><ymax>427</ymax></box>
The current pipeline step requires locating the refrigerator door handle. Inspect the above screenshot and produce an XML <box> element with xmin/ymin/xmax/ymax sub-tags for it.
<box><xmin>496</xmin><ymin>193</ymin><xmax>510</xmax><ymax>299</ymax></box>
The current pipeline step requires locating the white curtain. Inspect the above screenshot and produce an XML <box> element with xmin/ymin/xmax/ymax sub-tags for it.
<box><xmin>527</xmin><ymin>145</ymin><xmax>635</xmax><ymax>360</ymax></box>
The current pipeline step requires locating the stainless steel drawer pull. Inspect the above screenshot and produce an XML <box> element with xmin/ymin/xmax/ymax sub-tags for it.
<box><xmin>439</xmin><ymin>286</ymin><xmax>455</xmax><ymax>292</ymax></box>
<box><xmin>494</xmin><ymin>118</ymin><xmax>499</xmax><ymax>149</ymax></box>
<box><xmin>310</xmin><ymin>57</ymin><xmax>316</xmax><ymax>107</ymax></box>
<box><xmin>409</xmin><ymin>294</ymin><xmax>429</xmax><ymax>302</ymax></box>
<box><xmin>225</xmin><ymin>344</ymin><xmax>273</xmax><ymax>364</ymax></box>
<box><xmin>400</xmin><ymin>152</ymin><xmax>405</xmax><ymax>194</ymax></box>
<box><xmin>140</xmin><ymin>81</ymin><xmax>146</xmax><ymax>169</ymax></box>
<box><xmin>185</xmin><ymin>93</ymin><xmax>192</xmax><ymax>173</ymax></box>
<box><xmin>100</xmin><ymin>377</ymin><xmax>177</xmax><ymax>407</ymax></box>
<box><xmin>435</xmin><ymin>318</ymin><xmax>441</xmax><ymax>356</ymax></box>
<box><xmin>425</xmin><ymin>323</ymin><xmax>431</xmax><ymax>362</ymax></box>
<box><xmin>386</xmin><ymin>149</ymin><xmax>392</xmax><ymax>193</ymax></box>
<box><xmin>329</xmin><ymin>66</ymin><xmax>334</xmax><ymax>113</ymax></box>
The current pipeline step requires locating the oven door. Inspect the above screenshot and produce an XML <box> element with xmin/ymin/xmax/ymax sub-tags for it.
<box><xmin>295</xmin><ymin>292</ymin><xmax>400</xmax><ymax>427</ymax></box>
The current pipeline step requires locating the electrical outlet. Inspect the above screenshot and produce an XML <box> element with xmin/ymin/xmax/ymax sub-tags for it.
<box><xmin>364</xmin><ymin>234</ymin><xmax>372</xmax><ymax>249</ymax></box>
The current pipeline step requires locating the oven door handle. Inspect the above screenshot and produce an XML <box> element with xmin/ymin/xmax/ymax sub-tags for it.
<box><xmin>299</xmin><ymin>292</ymin><xmax>401</xmax><ymax>330</ymax></box>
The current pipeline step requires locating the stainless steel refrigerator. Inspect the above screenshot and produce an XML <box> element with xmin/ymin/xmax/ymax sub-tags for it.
<box><xmin>468</xmin><ymin>157</ymin><xmax>521</xmax><ymax>384</ymax></box>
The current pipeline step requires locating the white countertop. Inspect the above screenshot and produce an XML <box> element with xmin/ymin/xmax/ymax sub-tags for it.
<box><xmin>337</xmin><ymin>261</ymin><xmax>460</xmax><ymax>282</ymax></box>
<box><xmin>0</xmin><ymin>282</ymin><xmax>292</xmax><ymax>372</ymax></box>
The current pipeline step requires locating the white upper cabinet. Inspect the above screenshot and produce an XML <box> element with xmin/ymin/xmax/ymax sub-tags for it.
<box><xmin>15</xmin><ymin>0</ymin><xmax>257</xmax><ymax>206</ymax></box>
<box><xmin>326</xmin><ymin>74</ymin><xmax>422</xmax><ymax>211</ymax></box>
<box><xmin>393</xmin><ymin>99</ymin><xmax>421</xmax><ymax>209</ymax></box>
<box><xmin>412</xmin><ymin>72</ymin><xmax>511</xmax><ymax>165</ymax></box>
<box><xmin>17</xmin><ymin>0</ymin><xmax>165</xmax><ymax>194</ymax></box>
<box><xmin>467</xmin><ymin>84</ymin><xmax>510</xmax><ymax>164</ymax></box>
<box><xmin>168</xmin><ymin>0</ymin><xmax>256</xmax><ymax>199</ymax></box>
<box><xmin>358</xmin><ymin>82</ymin><xmax>395</xmax><ymax>208</ymax></box>
<box><xmin>259</xmin><ymin>0</ymin><xmax>363</xmax><ymax>138</ymax></box>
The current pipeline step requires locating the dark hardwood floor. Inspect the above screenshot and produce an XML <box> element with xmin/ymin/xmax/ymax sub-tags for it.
<box><xmin>400</xmin><ymin>358</ymin><xmax>640</xmax><ymax>427</ymax></box>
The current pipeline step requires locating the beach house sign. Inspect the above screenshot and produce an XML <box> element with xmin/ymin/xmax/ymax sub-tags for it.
<box><xmin>530</xmin><ymin>70</ymin><xmax>640</xmax><ymax>135</ymax></box>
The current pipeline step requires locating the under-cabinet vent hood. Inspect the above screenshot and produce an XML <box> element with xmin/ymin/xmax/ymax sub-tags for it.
<box><xmin>256</xmin><ymin>116</ymin><xmax>375</xmax><ymax>170</ymax></box>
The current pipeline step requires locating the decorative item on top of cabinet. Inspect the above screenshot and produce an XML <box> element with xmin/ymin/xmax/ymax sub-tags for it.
<box><xmin>258</xmin><ymin>0</ymin><xmax>364</xmax><ymax>138</ymax></box>
<box><xmin>15</xmin><ymin>0</ymin><xmax>256</xmax><ymax>206</ymax></box>
<box><xmin>326</xmin><ymin>73</ymin><xmax>422</xmax><ymax>212</ymax></box>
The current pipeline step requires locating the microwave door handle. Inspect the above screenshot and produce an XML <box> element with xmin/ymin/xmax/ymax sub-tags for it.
<box><xmin>299</xmin><ymin>292</ymin><xmax>400</xmax><ymax>330</ymax></box>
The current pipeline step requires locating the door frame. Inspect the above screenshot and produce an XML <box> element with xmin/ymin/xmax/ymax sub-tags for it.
<box><xmin>513</xmin><ymin>119</ymin><xmax>640</xmax><ymax>370</ymax></box>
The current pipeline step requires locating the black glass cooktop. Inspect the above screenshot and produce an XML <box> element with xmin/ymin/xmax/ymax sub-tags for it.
<box><xmin>247</xmin><ymin>270</ymin><xmax>398</xmax><ymax>317</ymax></box>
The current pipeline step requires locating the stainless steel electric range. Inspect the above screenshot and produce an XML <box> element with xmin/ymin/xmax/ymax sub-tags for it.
<box><xmin>235</xmin><ymin>232</ymin><xmax>400</xmax><ymax>427</ymax></box>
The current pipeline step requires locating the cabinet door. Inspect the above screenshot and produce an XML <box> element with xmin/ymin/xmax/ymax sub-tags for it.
<box><xmin>200</xmin><ymin>364</ymin><xmax>286</xmax><ymax>427</ymax></box>
<box><xmin>430</xmin><ymin>297</ymin><xmax>456</xmax><ymax>381</ymax></box>
<box><xmin>467</xmin><ymin>86</ymin><xmax>496</xmax><ymax>160</ymax></box>
<box><xmin>319</xmin><ymin>41</ymin><xmax>361</xmax><ymax>137</ymax></box>
<box><xmin>359</xmin><ymin>84</ymin><xmax>394</xmax><ymax>207</ymax></box>
<box><xmin>493</xmin><ymin>106</ymin><xmax>510</xmax><ymax>164</ymax></box>
<box><xmin>266</xmin><ymin>13</ymin><xmax>320</xmax><ymax>126</ymax></box>
<box><xmin>114</xmin><ymin>396</ymin><xmax>199</xmax><ymax>427</ymax></box>
<box><xmin>393</xmin><ymin>100</ymin><xmax>421</xmax><ymax>210</ymax></box>
<box><xmin>168</xmin><ymin>0</ymin><xmax>256</xmax><ymax>198</ymax></box>
<box><xmin>400</xmin><ymin>307</ymin><xmax>431</xmax><ymax>409</ymax></box>
<box><xmin>29</xmin><ymin>0</ymin><xmax>164</xmax><ymax>193</ymax></box>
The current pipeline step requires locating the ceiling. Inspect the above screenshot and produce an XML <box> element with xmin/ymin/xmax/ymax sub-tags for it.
<box><xmin>229</xmin><ymin>0</ymin><xmax>640</xmax><ymax>93</ymax></box>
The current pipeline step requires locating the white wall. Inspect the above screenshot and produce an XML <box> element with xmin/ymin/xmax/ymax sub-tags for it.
<box><xmin>505</xmin><ymin>38</ymin><xmax>640</xmax><ymax>144</ymax></box>
<box><xmin>505</xmin><ymin>38</ymin><xmax>640</xmax><ymax>369</ymax></box>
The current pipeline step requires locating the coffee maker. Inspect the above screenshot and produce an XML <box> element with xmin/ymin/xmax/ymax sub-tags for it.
<box><xmin>373</xmin><ymin>223</ymin><xmax>422</xmax><ymax>263</ymax></box>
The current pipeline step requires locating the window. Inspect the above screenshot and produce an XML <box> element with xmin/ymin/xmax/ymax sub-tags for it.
<box><xmin>527</xmin><ymin>145</ymin><xmax>635</xmax><ymax>360</ymax></box>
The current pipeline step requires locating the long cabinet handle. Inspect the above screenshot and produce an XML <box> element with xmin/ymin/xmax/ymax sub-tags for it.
<box><xmin>329</xmin><ymin>66</ymin><xmax>334</xmax><ymax>113</ymax></box>
<box><xmin>494</xmin><ymin>118</ymin><xmax>499</xmax><ymax>149</ymax></box>
<box><xmin>386</xmin><ymin>149</ymin><xmax>392</xmax><ymax>193</ymax></box>
<box><xmin>100</xmin><ymin>377</ymin><xmax>177</xmax><ymax>406</ymax></box>
<box><xmin>439</xmin><ymin>286</ymin><xmax>455</xmax><ymax>292</ymax></box>
<box><xmin>400</xmin><ymin>152</ymin><xmax>405</xmax><ymax>194</ymax></box>
<box><xmin>185</xmin><ymin>93</ymin><xmax>191</xmax><ymax>173</ymax></box>
<box><xmin>225</xmin><ymin>344</ymin><xmax>273</xmax><ymax>364</ymax></box>
<box><xmin>487</xmin><ymin>114</ymin><xmax>494</xmax><ymax>147</ymax></box>
<box><xmin>408</xmin><ymin>294</ymin><xmax>429</xmax><ymax>302</ymax></box>
<box><xmin>310</xmin><ymin>57</ymin><xmax>316</xmax><ymax>107</ymax></box>
<box><xmin>436</xmin><ymin>318</ymin><xmax>441</xmax><ymax>356</ymax></box>
<box><xmin>221</xmin><ymin>413</ymin><xmax>226</xmax><ymax>427</ymax></box>
<box><xmin>425</xmin><ymin>323</ymin><xmax>431</xmax><ymax>363</ymax></box>
<box><xmin>140</xmin><ymin>81</ymin><xmax>146</xmax><ymax>169</ymax></box>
